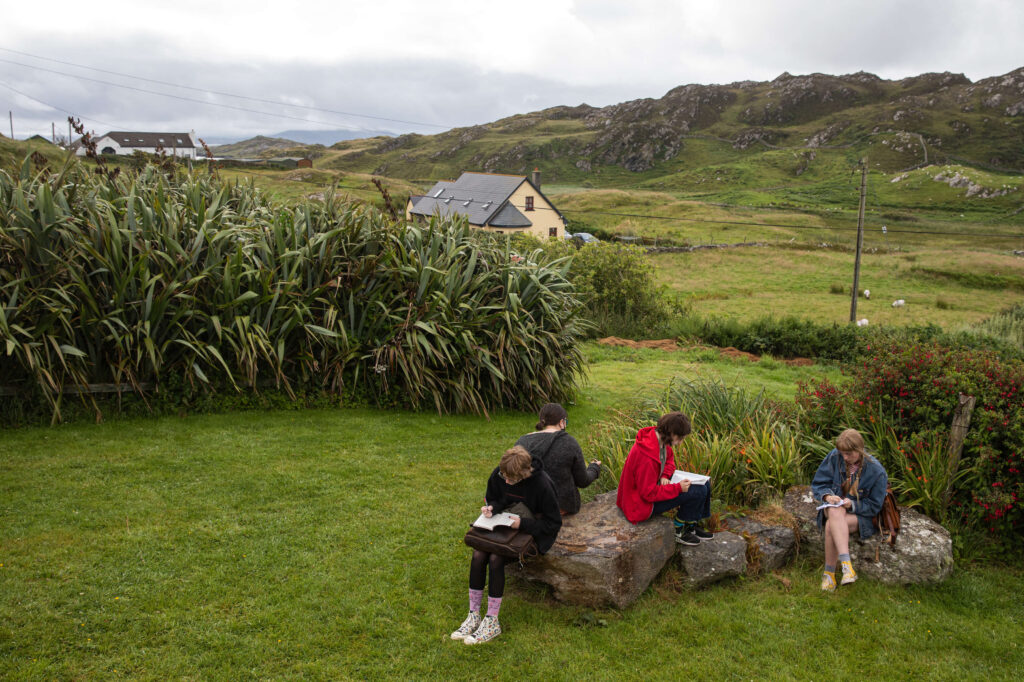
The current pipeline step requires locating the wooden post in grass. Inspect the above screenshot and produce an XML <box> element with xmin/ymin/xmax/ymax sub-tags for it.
<box><xmin>945</xmin><ymin>393</ymin><xmax>976</xmax><ymax>507</ymax></box>
<box><xmin>849</xmin><ymin>158</ymin><xmax>868</xmax><ymax>322</ymax></box>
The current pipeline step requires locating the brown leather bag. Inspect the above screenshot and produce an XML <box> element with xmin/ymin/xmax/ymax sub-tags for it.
<box><xmin>464</xmin><ymin>501</ymin><xmax>539</xmax><ymax>561</ymax></box>
<box><xmin>872</xmin><ymin>486</ymin><xmax>900</xmax><ymax>546</ymax></box>
<box><xmin>463</xmin><ymin>525</ymin><xmax>538</xmax><ymax>561</ymax></box>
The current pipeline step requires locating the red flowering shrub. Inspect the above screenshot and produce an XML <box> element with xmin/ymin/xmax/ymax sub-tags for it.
<box><xmin>797</xmin><ymin>341</ymin><xmax>1024</xmax><ymax>540</ymax></box>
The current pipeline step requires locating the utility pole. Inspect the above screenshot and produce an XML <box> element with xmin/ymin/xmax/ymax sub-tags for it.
<box><xmin>8</xmin><ymin>111</ymin><xmax>12</xmax><ymax>139</ymax></box>
<box><xmin>850</xmin><ymin>158</ymin><xmax>868</xmax><ymax>323</ymax></box>
<box><xmin>52</xmin><ymin>122</ymin><xmax>56</xmax><ymax>144</ymax></box>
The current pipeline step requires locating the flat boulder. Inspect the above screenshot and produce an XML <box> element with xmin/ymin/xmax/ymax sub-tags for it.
<box><xmin>678</xmin><ymin>531</ymin><xmax>747</xmax><ymax>587</ymax></box>
<box><xmin>515</xmin><ymin>491</ymin><xmax>675</xmax><ymax>608</ymax></box>
<box><xmin>782</xmin><ymin>485</ymin><xmax>954</xmax><ymax>585</ymax></box>
<box><xmin>720</xmin><ymin>516</ymin><xmax>796</xmax><ymax>572</ymax></box>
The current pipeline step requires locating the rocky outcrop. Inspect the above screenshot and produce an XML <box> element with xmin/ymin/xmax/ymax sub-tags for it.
<box><xmin>678</xmin><ymin>531</ymin><xmax>747</xmax><ymax>587</ymax></box>
<box><xmin>515</xmin><ymin>492</ymin><xmax>675</xmax><ymax>608</ymax></box>
<box><xmin>720</xmin><ymin>517</ymin><xmax>796</xmax><ymax>572</ymax></box>
<box><xmin>782</xmin><ymin>485</ymin><xmax>954</xmax><ymax>585</ymax></box>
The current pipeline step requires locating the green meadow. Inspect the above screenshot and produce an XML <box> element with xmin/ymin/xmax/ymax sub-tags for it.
<box><xmin>2</xmin><ymin>346</ymin><xmax>1022</xmax><ymax>680</ymax></box>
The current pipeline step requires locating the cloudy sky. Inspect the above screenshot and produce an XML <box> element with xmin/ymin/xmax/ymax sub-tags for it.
<box><xmin>2</xmin><ymin>0</ymin><xmax>1022</xmax><ymax>143</ymax></box>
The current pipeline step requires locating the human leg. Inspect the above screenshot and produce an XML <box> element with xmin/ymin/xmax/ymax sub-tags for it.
<box><xmin>453</xmin><ymin>551</ymin><xmax>490</xmax><ymax>640</ymax></box>
<box><xmin>464</xmin><ymin>554</ymin><xmax>506</xmax><ymax>645</ymax></box>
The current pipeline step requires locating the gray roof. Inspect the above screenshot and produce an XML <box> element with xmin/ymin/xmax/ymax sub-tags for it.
<box><xmin>99</xmin><ymin>131</ymin><xmax>196</xmax><ymax>148</ymax></box>
<box><xmin>487</xmin><ymin>203</ymin><xmax>531</xmax><ymax>227</ymax></box>
<box><xmin>410</xmin><ymin>172</ymin><xmax>542</xmax><ymax>227</ymax></box>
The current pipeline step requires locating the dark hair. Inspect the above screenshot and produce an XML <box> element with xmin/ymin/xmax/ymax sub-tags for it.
<box><xmin>536</xmin><ymin>403</ymin><xmax>568</xmax><ymax>430</ymax></box>
<box><xmin>656</xmin><ymin>412</ymin><xmax>691</xmax><ymax>441</ymax></box>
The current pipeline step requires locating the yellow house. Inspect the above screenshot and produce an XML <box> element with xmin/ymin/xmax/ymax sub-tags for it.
<box><xmin>406</xmin><ymin>170</ymin><xmax>566</xmax><ymax>239</ymax></box>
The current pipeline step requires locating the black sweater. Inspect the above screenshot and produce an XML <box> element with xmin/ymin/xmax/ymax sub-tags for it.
<box><xmin>515</xmin><ymin>431</ymin><xmax>600</xmax><ymax>514</ymax></box>
<box><xmin>484</xmin><ymin>455</ymin><xmax>563</xmax><ymax>554</ymax></box>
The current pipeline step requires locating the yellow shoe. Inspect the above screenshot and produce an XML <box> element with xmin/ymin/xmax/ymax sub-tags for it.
<box><xmin>821</xmin><ymin>571</ymin><xmax>837</xmax><ymax>592</ymax></box>
<box><xmin>840</xmin><ymin>560</ymin><xmax>857</xmax><ymax>585</ymax></box>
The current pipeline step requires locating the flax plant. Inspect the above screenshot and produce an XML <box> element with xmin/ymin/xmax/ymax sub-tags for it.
<box><xmin>0</xmin><ymin>159</ymin><xmax>587</xmax><ymax>421</ymax></box>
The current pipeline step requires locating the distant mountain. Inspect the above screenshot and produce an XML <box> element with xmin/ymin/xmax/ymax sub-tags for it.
<box><xmin>322</xmin><ymin>67</ymin><xmax>1024</xmax><ymax>182</ymax></box>
<box><xmin>270</xmin><ymin>129</ymin><xmax>395</xmax><ymax>145</ymax></box>
<box><xmin>210</xmin><ymin>135</ymin><xmax>324</xmax><ymax>159</ymax></box>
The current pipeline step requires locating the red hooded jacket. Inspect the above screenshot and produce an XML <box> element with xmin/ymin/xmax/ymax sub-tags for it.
<box><xmin>616</xmin><ymin>426</ymin><xmax>683</xmax><ymax>524</ymax></box>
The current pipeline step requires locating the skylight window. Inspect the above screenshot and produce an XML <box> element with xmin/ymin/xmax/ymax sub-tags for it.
<box><xmin>444</xmin><ymin>197</ymin><xmax>452</xmax><ymax>204</ymax></box>
<box><xmin>462</xmin><ymin>198</ymin><xmax>472</xmax><ymax>207</ymax></box>
<box><xmin>433</xmin><ymin>189</ymin><xmax>444</xmax><ymax>198</ymax></box>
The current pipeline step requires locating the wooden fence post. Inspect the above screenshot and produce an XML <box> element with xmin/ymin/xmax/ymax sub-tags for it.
<box><xmin>945</xmin><ymin>392</ymin><xmax>976</xmax><ymax>506</ymax></box>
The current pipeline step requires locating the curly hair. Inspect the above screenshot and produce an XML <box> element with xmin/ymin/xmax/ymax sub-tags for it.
<box><xmin>655</xmin><ymin>411</ymin><xmax>692</xmax><ymax>442</ymax></box>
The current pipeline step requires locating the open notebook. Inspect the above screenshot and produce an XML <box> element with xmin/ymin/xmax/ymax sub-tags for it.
<box><xmin>669</xmin><ymin>470</ymin><xmax>710</xmax><ymax>486</ymax></box>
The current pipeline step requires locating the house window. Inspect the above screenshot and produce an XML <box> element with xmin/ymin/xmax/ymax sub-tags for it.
<box><xmin>549</xmin><ymin>227</ymin><xmax>558</xmax><ymax>237</ymax></box>
<box><xmin>525</xmin><ymin>196</ymin><xmax>534</xmax><ymax>211</ymax></box>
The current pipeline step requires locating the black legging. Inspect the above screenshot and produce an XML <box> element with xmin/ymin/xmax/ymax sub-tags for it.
<box><xmin>469</xmin><ymin>550</ymin><xmax>507</xmax><ymax>598</ymax></box>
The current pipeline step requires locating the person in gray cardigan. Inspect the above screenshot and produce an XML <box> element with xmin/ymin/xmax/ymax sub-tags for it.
<box><xmin>515</xmin><ymin>403</ymin><xmax>601</xmax><ymax>515</ymax></box>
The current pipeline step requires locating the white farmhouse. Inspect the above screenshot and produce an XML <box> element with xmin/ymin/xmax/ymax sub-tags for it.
<box><xmin>77</xmin><ymin>131</ymin><xmax>199</xmax><ymax>159</ymax></box>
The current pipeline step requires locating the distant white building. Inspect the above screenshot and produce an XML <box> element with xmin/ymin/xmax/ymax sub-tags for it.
<box><xmin>77</xmin><ymin>131</ymin><xmax>199</xmax><ymax>159</ymax></box>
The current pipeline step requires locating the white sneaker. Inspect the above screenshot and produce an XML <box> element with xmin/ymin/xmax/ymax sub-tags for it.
<box><xmin>450</xmin><ymin>611</ymin><xmax>482</xmax><ymax>640</ymax></box>
<box><xmin>464</xmin><ymin>614</ymin><xmax>501</xmax><ymax>644</ymax></box>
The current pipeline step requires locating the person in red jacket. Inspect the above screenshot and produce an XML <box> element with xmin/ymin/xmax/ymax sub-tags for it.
<box><xmin>616</xmin><ymin>411</ymin><xmax>713</xmax><ymax>545</ymax></box>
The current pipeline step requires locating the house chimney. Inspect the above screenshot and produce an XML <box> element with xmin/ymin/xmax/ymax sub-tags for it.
<box><xmin>532</xmin><ymin>167</ymin><xmax>541</xmax><ymax>190</ymax></box>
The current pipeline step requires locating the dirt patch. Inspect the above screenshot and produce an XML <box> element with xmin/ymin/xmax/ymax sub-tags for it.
<box><xmin>784</xmin><ymin>357</ymin><xmax>815</xmax><ymax>367</ymax></box>
<box><xmin>719</xmin><ymin>346</ymin><xmax>759</xmax><ymax>362</ymax></box>
<box><xmin>597</xmin><ymin>337</ymin><xmax>680</xmax><ymax>351</ymax></box>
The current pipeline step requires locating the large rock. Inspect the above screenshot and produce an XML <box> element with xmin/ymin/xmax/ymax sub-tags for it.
<box><xmin>782</xmin><ymin>485</ymin><xmax>954</xmax><ymax>584</ymax></box>
<box><xmin>678</xmin><ymin>531</ymin><xmax>747</xmax><ymax>587</ymax></box>
<box><xmin>720</xmin><ymin>517</ymin><xmax>796</xmax><ymax>572</ymax></box>
<box><xmin>515</xmin><ymin>491</ymin><xmax>675</xmax><ymax>608</ymax></box>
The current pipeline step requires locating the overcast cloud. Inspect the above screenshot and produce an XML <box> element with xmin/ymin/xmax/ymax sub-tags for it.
<box><xmin>1</xmin><ymin>0</ymin><xmax>1022</xmax><ymax>142</ymax></box>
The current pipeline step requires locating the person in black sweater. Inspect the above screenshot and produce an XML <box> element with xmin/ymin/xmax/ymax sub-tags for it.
<box><xmin>451</xmin><ymin>446</ymin><xmax>562</xmax><ymax>645</ymax></box>
<box><xmin>515</xmin><ymin>403</ymin><xmax>600</xmax><ymax>515</ymax></box>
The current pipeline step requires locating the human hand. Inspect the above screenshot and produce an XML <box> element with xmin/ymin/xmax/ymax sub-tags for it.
<box><xmin>509</xmin><ymin>515</ymin><xmax>521</xmax><ymax>529</ymax></box>
<box><xmin>825</xmin><ymin>495</ymin><xmax>841</xmax><ymax>505</ymax></box>
<box><xmin>678</xmin><ymin>479</ymin><xmax>691</xmax><ymax>493</ymax></box>
<box><xmin>659</xmin><ymin>477</ymin><xmax>671</xmax><ymax>486</ymax></box>
<box><xmin>591</xmin><ymin>460</ymin><xmax>601</xmax><ymax>467</ymax></box>
<box><xmin>842</xmin><ymin>498</ymin><xmax>853</xmax><ymax>509</ymax></box>
<box><xmin>481</xmin><ymin>505</ymin><xmax>493</xmax><ymax>518</ymax></box>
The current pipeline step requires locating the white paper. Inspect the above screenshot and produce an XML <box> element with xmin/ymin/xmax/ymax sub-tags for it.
<box><xmin>471</xmin><ymin>511</ymin><xmax>518</xmax><ymax>530</ymax></box>
<box><xmin>670</xmin><ymin>470</ymin><xmax>710</xmax><ymax>486</ymax></box>
<box><xmin>816</xmin><ymin>502</ymin><xmax>844</xmax><ymax>511</ymax></box>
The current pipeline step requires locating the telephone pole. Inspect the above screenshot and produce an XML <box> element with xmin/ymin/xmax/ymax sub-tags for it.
<box><xmin>849</xmin><ymin>158</ymin><xmax>868</xmax><ymax>323</ymax></box>
<box><xmin>8</xmin><ymin>111</ymin><xmax>12</xmax><ymax>139</ymax></box>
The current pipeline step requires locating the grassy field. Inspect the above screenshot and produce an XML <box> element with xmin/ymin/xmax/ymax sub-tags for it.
<box><xmin>650</xmin><ymin>244</ymin><xmax>1024</xmax><ymax>327</ymax></box>
<box><xmin>2</xmin><ymin>347</ymin><xmax>1021</xmax><ymax>680</ymax></box>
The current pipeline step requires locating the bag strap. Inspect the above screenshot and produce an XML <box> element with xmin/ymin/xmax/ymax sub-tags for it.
<box><xmin>659</xmin><ymin>441</ymin><xmax>667</xmax><ymax>476</ymax></box>
<box><xmin>537</xmin><ymin>430</ymin><xmax>565</xmax><ymax>460</ymax></box>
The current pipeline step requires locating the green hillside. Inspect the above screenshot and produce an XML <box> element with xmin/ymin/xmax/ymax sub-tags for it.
<box><xmin>316</xmin><ymin>69</ymin><xmax>1024</xmax><ymax>196</ymax></box>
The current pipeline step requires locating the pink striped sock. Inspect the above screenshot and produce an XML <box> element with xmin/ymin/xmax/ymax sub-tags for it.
<box><xmin>487</xmin><ymin>596</ymin><xmax>502</xmax><ymax>617</ymax></box>
<box><xmin>468</xmin><ymin>589</ymin><xmax>483</xmax><ymax>613</ymax></box>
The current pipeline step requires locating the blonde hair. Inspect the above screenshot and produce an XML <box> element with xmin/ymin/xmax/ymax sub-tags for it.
<box><xmin>500</xmin><ymin>445</ymin><xmax>533</xmax><ymax>481</ymax></box>
<box><xmin>836</xmin><ymin>428</ymin><xmax>866</xmax><ymax>463</ymax></box>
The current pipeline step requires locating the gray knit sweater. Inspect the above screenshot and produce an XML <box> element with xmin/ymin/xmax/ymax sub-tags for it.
<box><xmin>514</xmin><ymin>431</ymin><xmax>600</xmax><ymax>514</ymax></box>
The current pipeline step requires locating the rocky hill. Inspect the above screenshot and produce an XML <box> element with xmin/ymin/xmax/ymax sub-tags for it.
<box><xmin>212</xmin><ymin>135</ymin><xmax>325</xmax><ymax>159</ymax></box>
<box><xmin>322</xmin><ymin>68</ymin><xmax>1024</xmax><ymax>183</ymax></box>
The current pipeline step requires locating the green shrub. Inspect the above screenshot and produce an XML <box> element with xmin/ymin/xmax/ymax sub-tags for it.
<box><xmin>797</xmin><ymin>340</ymin><xmax>1024</xmax><ymax>540</ymax></box>
<box><xmin>0</xmin><ymin>159</ymin><xmax>587</xmax><ymax>422</ymax></box>
<box><xmin>516</xmin><ymin>235</ymin><xmax>678</xmax><ymax>338</ymax></box>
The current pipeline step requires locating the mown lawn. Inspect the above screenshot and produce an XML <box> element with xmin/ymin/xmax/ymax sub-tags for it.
<box><xmin>1</xmin><ymin>354</ymin><xmax>1022</xmax><ymax>679</ymax></box>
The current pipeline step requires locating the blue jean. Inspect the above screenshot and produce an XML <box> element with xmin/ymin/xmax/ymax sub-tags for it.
<box><xmin>650</xmin><ymin>481</ymin><xmax>712</xmax><ymax>523</ymax></box>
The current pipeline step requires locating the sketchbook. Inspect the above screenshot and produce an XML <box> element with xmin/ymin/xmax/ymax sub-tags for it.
<box><xmin>816</xmin><ymin>501</ymin><xmax>845</xmax><ymax>511</ymax></box>
<box><xmin>670</xmin><ymin>470</ymin><xmax>710</xmax><ymax>486</ymax></box>
<box><xmin>471</xmin><ymin>511</ymin><xmax>519</xmax><ymax>531</ymax></box>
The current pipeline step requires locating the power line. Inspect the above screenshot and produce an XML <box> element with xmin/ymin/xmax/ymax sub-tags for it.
<box><xmin>0</xmin><ymin>56</ymin><xmax>449</xmax><ymax>132</ymax></box>
<box><xmin>0</xmin><ymin>46</ymin><xmax>447</xmax><ymax>129</ymax></box>
<box><xmin>0</xmin><ymin>78</ymin><xmax>121</xmax><ymax>130</ymax></box>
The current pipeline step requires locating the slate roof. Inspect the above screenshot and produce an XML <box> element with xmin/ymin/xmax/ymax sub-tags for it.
<box><xmin>98</xmin><ymin>132</ymin><xmax>196</xmax><ymax>148</ymax></box>
<box><xmin>409</xmin><ymin>172</ymin><xmax>560</xmax><ymax>228</ymax></box>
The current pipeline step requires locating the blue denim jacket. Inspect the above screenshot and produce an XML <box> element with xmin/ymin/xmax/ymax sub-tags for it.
<box><xmin>811</xmin><ymin>449</ymin><xmax>888</xmax><ymax>540</ymax></box>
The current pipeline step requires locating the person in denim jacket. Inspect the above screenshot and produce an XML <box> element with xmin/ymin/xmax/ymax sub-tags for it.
<box><xmin>811</xmin><ymin>428</ymin><xmax>888</xmax><ymax>592</ymax></box>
